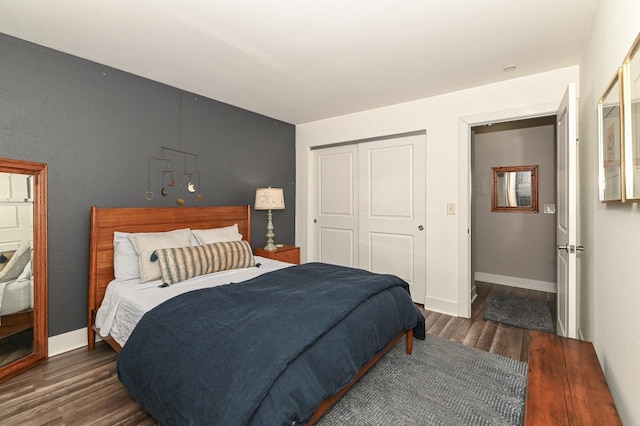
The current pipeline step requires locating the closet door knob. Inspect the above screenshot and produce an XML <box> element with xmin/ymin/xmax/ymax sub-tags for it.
<box><xmin>418</xmin><ymin>225</ymin><xmax>424</xmax><ymax>231</ymax></box>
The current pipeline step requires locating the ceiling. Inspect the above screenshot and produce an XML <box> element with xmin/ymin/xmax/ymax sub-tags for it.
<box><xmin>0</xmin><ymin>0</ymin><xmax>597</xmax><ymax>125</ymax></box>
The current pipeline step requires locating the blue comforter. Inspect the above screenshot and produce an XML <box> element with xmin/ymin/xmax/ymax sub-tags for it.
<box><xmin>117</xmin><ymin>262</ymin><xmax>425</xmax><ymax>425</ymax></box>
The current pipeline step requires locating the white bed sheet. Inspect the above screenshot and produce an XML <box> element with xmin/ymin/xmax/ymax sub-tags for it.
<box><xmin>0</xmin><ymin>277</ymin><xmax>33</xmax><ymax>317</ymax></box>
<box><xmin>95</xmin><ymin>256</ymin><xmax>293</xmax><ymax>347</ymax></box>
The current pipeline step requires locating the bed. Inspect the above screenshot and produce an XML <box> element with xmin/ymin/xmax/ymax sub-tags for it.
<box><xmin>0</xmin><ymin>242</ymin><xmax>33</xmax><ymax>339</ymax></box>
<box><xmin>88</xmin><ymin>205</ymin><xmax>425</xmax><ymax>425</ymax></box>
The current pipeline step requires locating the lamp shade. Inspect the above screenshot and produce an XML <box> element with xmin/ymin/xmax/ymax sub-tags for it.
<box><xmin>255</xmin><ymin>187</ymin><xmax>285</xmax><ymax>210</ymax></box>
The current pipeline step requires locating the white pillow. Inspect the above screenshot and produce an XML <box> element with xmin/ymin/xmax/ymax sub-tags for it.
<box><xmin>121</xmin><ymin>229</ymin><xmax>192</xmax><ymax>283</ymax></box>
<box><xmin>17</xmin><ymin>259</ymin><xmax>32</xmax><ymax>281</ymax></box>
<box><xmin>192</xmin><ymin>224</ymin><xmax>243</xmax><ymax>245</ymax></box>
<box><xmin>113</xmin><ymin>232</ymin><xmax>143</xmax><ymax>280</ymax></box>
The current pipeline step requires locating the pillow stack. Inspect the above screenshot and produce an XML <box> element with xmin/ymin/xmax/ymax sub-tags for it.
<box><xmin>112</xmin><ymin>224</ymin><xmax>253</xmax><ymax>285</ymax></box>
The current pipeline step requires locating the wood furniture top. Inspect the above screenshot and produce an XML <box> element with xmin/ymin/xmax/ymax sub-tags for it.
<box><xmin>525</xmin><ymin>331</ymin><xmax>621</xmax><ymax>425</ymax></box>
<box><xmin>254</xmin><ymin>244</ymin><xmax>300</xmax><ymax>265</ymax></box>
<box><xmin>87</xmin><ymin>205</ymin><xmax>251</xmax><ymax>350</ymax></box>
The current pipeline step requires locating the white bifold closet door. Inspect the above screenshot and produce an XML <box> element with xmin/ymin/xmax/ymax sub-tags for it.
<box><xmin>311</xmin><ymin>133</ymin><xmax>426</xmax><ymax>303</ymax></box>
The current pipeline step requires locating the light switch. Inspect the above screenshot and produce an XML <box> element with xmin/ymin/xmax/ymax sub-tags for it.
<box><xmin>447</xmin><ymin>203</ymin><xmax>456</xmax><ymax>215</ymax></box>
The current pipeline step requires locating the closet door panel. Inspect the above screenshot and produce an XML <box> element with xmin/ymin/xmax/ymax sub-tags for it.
<box><xmin>319</xmin><ymin>228</ymin><xmax>355</xmax><ymax>267</ymax></box>
<box><xmin>369</xmin><ymin>232</ymin><xmax>414</xmax><ymax>283</ymax></box>
<box><xmin>310</xmin><ymin>145</ymin><xmax>358</xmax><ymax>267</ymax></box>
<box><xmin>359</xmin><ymin>134</ymin><xmax>426</xmax><ymax>303</ymax></box>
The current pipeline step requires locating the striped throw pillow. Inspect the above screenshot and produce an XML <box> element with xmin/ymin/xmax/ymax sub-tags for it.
<box><xmin>151</xmin><ymin>240</ymin><xmax>255</xmax><ymax>285</ymax></box>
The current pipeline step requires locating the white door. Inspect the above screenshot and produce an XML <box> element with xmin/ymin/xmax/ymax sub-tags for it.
<box><xmin>310</xmin><ymin>144</ymin><xmax>359</xmax><ymax>267</ymax></box>
<box><xmin>556</xmin><ymin>83</ymin><xmax>579</xmax><ymax>338</ymax></box>
<box><xmin>358</xmin><ymin>135</ymin><xmax>426</xmax><ymax>303</ymax></box>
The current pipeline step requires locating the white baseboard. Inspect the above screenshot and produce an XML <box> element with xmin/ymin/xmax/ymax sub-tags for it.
<box><xmin>48</xmin><ymin>327</ymin><xmax>88</xmax><ymax>357</ymax></box>
<box><xmin>424</xmin><ymin>296</ymin><xmax>458</xmax><ymax>316</ymax></box>
<box><xmin>474</xmin><ymin>272</ymin><xmax>556</xmax><ymax>293</ymax></box>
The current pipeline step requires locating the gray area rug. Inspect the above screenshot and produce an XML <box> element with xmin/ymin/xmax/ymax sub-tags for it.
<box><xmin>484</xmin><ymin>293</ymin><xmax>554</xmax><ymax>333</ymax></box>
<box><xmin>317</xmin><ymin>335</ymin><xmax>527</xmax><ymax>426</ymax></box>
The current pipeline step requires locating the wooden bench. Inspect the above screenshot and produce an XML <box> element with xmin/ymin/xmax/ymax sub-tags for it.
<box><xmin>524</xmin><ymin>331</ymin><xmax>622</xmax><ymax>425</ymax></box>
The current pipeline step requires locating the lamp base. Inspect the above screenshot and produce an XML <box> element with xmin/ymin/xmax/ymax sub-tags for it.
<box><xmin>264</xmin><ymin>209</ymin><xmax>277</xmax><ymax>251</ymax></box>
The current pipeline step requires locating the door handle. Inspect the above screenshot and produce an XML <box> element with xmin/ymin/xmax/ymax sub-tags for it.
<box><xmin>557</xmin><ymin>244</ymin><xmax>585</xmax><ymax>254</ymax></box>
<box><xmin>418</xmin><ymin>225</ymin><xmax>424</xmax><ymax>231</ymax></box>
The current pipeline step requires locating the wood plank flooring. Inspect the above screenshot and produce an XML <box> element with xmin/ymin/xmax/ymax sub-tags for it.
<box><xmin>0</xmin><ymin>282</ymin><xmax>555</xmax><ymax>425</ymax></box>
<box><xmin>420</xmin><ymin>281</ymin><xmax>556</xmax><ymax>364</ymax></box>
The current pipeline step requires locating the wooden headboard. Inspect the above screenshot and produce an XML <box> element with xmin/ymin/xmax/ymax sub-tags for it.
<box><xmin>87</xmin><ymin>205</ymin><xmax>251</xmax><ymax>350</ymax></box>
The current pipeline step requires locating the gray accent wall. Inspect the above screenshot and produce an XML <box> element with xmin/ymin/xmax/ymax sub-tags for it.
<box><xmin>472</xmin><ymin>118</ymin><xmax>556</xmax><ymax>284</ymax></box>
<box><xmin>0</xmin><ymin>34</ymin><xmax>296</xmax><ymax>336</ymax></box>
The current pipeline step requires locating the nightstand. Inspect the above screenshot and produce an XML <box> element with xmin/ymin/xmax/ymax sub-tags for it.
<box><xmin>254</xmin><ymin>245</ymin><xmax>300</xmax><ymax>265</ymax></box>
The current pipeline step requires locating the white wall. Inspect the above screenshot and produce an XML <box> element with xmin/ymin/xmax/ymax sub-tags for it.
<box><xmin>579</xmin><ymin>1</ymin><xmax>640</xmax><ymax>423</ymax></box>
<box><xmin>296</xmin><ymin>66</ymin><xmax>578</xmax><ymax>316</ymax></box>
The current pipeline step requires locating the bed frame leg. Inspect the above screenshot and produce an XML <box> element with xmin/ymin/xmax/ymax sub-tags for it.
<box><xmin>88</xmin><ymin>326</ymin><xmax>95</xmax><ymax>350</ymax></box>
<box><xmin>88</xmin><ymin>310</ymin><xmax>96</xmax><ymax>351</ymax></box>
<box><xmin>406</xmin><ymin>329</ymin><xmax>413</xmax><ymax>354</ymax></box>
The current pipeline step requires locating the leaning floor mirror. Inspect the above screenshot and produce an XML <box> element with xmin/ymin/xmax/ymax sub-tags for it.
<box><xmin>0</xmin><ymin>158</ymin><xmax>48</xmax><ymax>383</ymax></box>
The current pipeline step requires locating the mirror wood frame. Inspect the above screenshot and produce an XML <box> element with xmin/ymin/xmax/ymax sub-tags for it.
<box><xmin>0</xmin><ymin>157</ymin><xmax>48</xmax><ymax>383</ymax></box>
<box><xmin>491</xmin><ymin>165</ymin><xmax>539</xmax><ymax>213</ymax></box>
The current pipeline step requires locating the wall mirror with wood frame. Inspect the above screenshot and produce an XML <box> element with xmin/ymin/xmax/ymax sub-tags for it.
<box><xmin>491</xmin><ymin>165</ymin><xmax>539</xmax><ymax>213</ymax></box>
<box><xmin>0</xmin><ymin>158</ymin><xmax>48</xmax><ymax>384</ymax></box>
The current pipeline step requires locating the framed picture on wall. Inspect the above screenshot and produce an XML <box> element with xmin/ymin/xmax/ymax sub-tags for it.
<box><xmin>623</xmin><ymin>31</ymin><xmax>640</xmax><ymax>201</ymax></box>
<box><xmin>598</xmin><ymin>67</ymin><xmax>625</xmax><ymax>203</ymax></box>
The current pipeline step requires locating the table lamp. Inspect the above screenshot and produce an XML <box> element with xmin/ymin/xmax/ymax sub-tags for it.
<box><xmin>254</xmin><ymin>187</ymin><xmax>285</xmax><ymax>251</ymax></box>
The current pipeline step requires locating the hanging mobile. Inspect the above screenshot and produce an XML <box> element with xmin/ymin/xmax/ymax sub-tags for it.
<box><xmin>187</xmin><ymin>173</ymin><xmax>196</xmax><ymax>193</ymax></box>
<box><xmin>161</xmin><ymin>170</ymin><xmax>172</xmax><ymax>197</ymax></box>
<box><xmin>145</xmin><ymin>158</ymin><xmax>154</xmax><ymax>201</ymax></box>
<box><xmin>176</xmin><ymin>174</ymin><xmax>184</xmax><ymax>205</ymax></box>
<box><xmin>162</xmin><ymin>170</ymin><xmax>175</xmax><ymax>195</ymax></box>
<box><xmin>195</xmin><ymin>171</ymin><xmax>202</xmax><ymax>201</ymax></box>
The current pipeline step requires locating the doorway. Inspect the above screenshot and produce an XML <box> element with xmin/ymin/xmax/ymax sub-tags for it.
<box><xmin>470</xmin><ymin>116</ymin><xmax>557</xmax><ymax>298</ymax></box>
<box><xmin>458</xmin><ymin>85</ymin><xmax>579</xmax><ymax>338</ymax></box>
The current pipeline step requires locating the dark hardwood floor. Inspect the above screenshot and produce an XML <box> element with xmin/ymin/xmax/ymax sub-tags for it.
<box><xmin>0</xmin><ymin>282</ymin><xmax>555</xmax><ymax>425</ymax></box>
<box><xmin>420</xmin><ymin>281</ymin><xmax>556</xmax><ymax>364</ymax></box>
